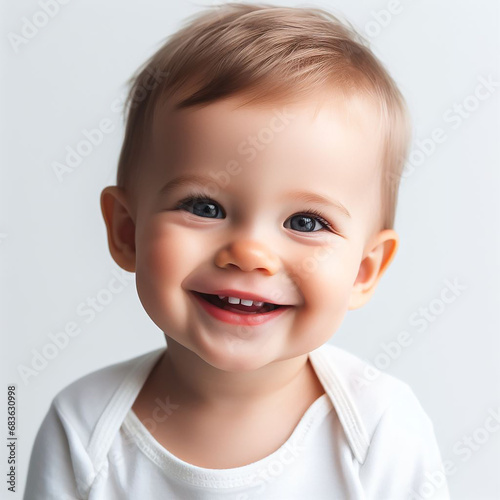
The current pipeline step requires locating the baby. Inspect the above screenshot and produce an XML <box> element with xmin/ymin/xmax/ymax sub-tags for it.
<box><xmin>24</xmin><ymin>3</ymin><xmax>450</xmax><ymax>499</ymax></box>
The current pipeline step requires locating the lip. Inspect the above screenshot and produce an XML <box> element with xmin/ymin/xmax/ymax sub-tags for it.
<box><xmin>189</xmin><ymin>291</ymin><xmax>293</xmax><ymax>326</ymax></box>
<box><xmin>191</xmin><ymin>288</ymin><xmax>291</xmax><ymax>306</ymax></box>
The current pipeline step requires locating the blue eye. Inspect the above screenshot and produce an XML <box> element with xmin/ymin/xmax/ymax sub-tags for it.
<box><xmin>176</xmin><ymin>196</ymin><xmax>225</xmax><ymax>219</ymax></box>
<box><xmin>284</xmin><ymin>211</ymin><xmax>333</xmax><ymax>233</ymax></box>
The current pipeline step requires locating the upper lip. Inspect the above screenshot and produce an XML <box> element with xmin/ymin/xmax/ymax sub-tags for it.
<box><xmin>190</xmin><ymin>288</ymin><xmax>294</xmax><ymax>306</ymax></box>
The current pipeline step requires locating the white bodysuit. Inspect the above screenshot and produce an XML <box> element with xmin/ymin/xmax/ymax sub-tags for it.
<box><xmin>24</xmin><ymin>342</ymin><xmax>450</xmax><ymax>499</ymax></box>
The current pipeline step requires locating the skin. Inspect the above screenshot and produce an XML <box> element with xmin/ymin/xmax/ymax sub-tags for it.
<box><xmin>100</xmin><ymin>89</ymin><xmax>399</xmax><ymax>468</ymax></box>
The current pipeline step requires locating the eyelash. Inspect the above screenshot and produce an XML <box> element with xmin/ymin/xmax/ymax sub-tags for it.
<box><xmin>299</xmin><ymin>208</ymin><xmax>334</xmax><ymax>231</ymax></box>
<box><xmin>174</xmin><ymin>190</ymin><xmax>337</xmax><ymax>233</ymax></box>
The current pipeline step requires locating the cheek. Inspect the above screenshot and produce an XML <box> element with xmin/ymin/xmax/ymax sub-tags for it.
<box><xmin>134</xmin><ymin>218</ymin><xmax>201</xmax><ymax>325</ymax></box>
<box><xmin>293</xmin><ymin>244</ymin><xmax>360</xmax><ymax>334</ymax></box>
<box><xmin>140</xmin><ymin>222</ymin><xmax>189</xmax><ymax>278</ymax></box>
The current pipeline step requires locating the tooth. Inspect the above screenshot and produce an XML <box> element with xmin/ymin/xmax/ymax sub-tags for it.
<box><xmin>228</xmin><ymin>296</ymin><xmax>240</xmax><ymax>304</ymax></box>
<box><xmin>240</xmin><ymin>299</ymin><xmax>253</xmax><ymax>306</ymax></box>
<box><xmin>253</xmin><ymin>301</ymin><xmax>264</xmax><ymax>307</ymax></box>
<box><xmin>218</xmin><ymin>295</ymin><xmax>226</xmax><ymax>299</ymax></box>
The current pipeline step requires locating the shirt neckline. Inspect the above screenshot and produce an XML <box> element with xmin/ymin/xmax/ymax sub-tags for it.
<box><xmin>88</xmin><ymin>343</ymin><xmax>371</xmax><ymax>479</ymax></box>
<box><xmin>120</xmin><ymin>346</ymin><xmax>335</xmax><ymax>488</ymax></box>
<box><xmin>122</xmin><ymin>390</ymin><xmax>332</xmax><ymax>488</ymax></box>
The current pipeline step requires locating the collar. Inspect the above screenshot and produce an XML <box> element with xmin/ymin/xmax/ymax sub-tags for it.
<box><xmin>87</xmin><ymin>342</ymin><xmax>373</xmax><ymax>472</ymax></box>
<box><xmin>308</xmin><ymin>343</ymin><xmax>370</xmax><ymax>463</ymax></box>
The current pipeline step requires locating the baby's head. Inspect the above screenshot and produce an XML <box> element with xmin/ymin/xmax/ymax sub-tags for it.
<box><xmin>101</xmin><ymin>3</ymin><xmax>412</xmax><ymax>370</ymax></box>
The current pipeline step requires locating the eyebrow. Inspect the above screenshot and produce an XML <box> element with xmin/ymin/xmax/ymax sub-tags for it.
<box><xmin>158</xmin><ymin>174</ymin><xmax>214</xmax><ymax>196</ymax></box>
<box><xmin>283</xmin><ymin>191</ymin><xmax>351</xmax><ymax>218</ymax></box>
<box><xmin>159</xmin><ymin>173</ymin><xmax>351</xmax><ymax>218</ymax></box>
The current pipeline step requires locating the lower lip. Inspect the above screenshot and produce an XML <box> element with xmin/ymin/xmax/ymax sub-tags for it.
<box><xmin>190</xmin><ymin>291</ymin><xmax>292</xmax><ymax>326</ymax></box>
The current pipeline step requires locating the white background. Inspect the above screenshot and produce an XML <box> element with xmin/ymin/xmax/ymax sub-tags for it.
<box><xmin>1</xmin><ymin>0</ymin><xmax>499</xmax><ymax>498</ymax></box>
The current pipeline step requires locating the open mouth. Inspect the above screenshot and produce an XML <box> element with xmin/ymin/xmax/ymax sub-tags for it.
<box><xmin>192</xmin><ymin>291</ymin><xmax>283</xmax><ymax>315</ymax></box>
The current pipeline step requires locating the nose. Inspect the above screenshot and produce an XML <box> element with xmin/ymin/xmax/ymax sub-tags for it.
<box><xmin>214</xmin><ymin>239</ymin><xmax>281</xmax><ymax>275</ymax></box>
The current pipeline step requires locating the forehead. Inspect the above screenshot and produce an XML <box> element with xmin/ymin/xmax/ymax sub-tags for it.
<box><xmin>146</xmin><ymin>90</ymin><xmax>384</xmax><ymax>218</ymax></box>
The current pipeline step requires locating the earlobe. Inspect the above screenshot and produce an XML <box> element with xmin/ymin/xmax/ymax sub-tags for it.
<box><xmin>100</xmin><ymin>186</ymin><xmax>137</xmax><ymax>273</ymax></box>
<box><xmin>348</xmin><ymin>229</ymin><xmax>399</xmax><ymax>310</ymax></box>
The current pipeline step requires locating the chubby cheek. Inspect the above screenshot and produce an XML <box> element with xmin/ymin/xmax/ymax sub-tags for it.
<box><xmin>135</xmin><ymin>217</ymin><xmax>200</xmax><ymax>332</ymax></box>
<box><xmin>291</xmin><ymin>244</ymin><xmax>360</xmax><ymax>348</ymax></box>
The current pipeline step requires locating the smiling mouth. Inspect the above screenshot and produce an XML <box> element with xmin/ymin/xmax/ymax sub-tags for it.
<box><xmin>192</xmin><ymin>291</ymin><xmax>283</xmax><ymax>315</ymax></box>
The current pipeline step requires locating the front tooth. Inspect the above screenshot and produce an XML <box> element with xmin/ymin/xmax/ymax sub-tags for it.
<box><xmin>228</xmin><ymin>296</ymin><xmax>241</xmax><ymax>304</ymax></box>
<box><xmin>240</xmin><ymin>299</ymin><xmax>254</xmax><ymax>306</ymax></box>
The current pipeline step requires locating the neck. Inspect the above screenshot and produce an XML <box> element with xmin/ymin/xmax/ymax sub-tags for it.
<box><xmin>154</xmin><ymin>337</ymin><xmax>317</xmax><ymax>410</ymax></box>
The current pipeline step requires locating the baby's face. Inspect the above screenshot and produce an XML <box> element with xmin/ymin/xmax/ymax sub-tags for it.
<box><xmin>129</xmin><ymin>90</ymin><xmax>390</xmax><ymax>370</ymax></box>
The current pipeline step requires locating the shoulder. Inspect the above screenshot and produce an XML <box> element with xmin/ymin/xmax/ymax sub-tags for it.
<box><xmin>25</xmin><ymin>347</ymin><xmax>165</xmax><ymax>499</ymax></box>
<box><xmin>310</xmin><ymin>343</ymin><xmax>431</xmax><ymax>463</ymax></box>
<box><xmin>51</xmin><ymin>347</ymin><xmax>165</xmax><ymax>448</ymax></box>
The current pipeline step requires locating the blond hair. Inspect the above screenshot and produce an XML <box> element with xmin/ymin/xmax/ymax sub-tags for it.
<box><xmin>116</xmin><ymin>2</ymin><xmax>412</xmax><ymax>230</ymax></box>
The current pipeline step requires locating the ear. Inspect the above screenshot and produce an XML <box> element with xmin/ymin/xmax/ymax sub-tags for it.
<box><xmin>348</xmin><ymin>229</ymin><xmax>399</xmax><ymax>310</ymax></box>
<box><xmin>100</xmin><ymin>186</ymin><xmax>136</xmax><ymax>273</ymax></box>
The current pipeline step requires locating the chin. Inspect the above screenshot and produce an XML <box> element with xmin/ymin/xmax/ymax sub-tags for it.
<box><xmin>193</xmin><ymin>336</ymin><xmax>277</xmax><ymax>373</ymax></box>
